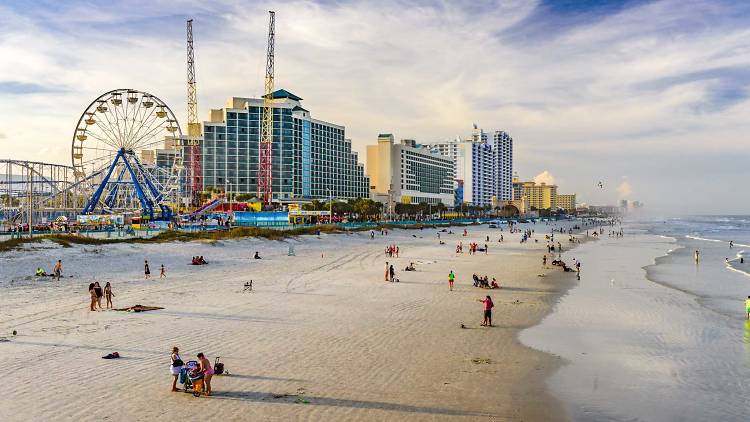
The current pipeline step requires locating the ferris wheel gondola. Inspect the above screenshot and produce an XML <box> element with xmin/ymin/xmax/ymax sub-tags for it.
<box><xmin>71</xmin><ymin>89</ymin><xmax>183</xmax><ymax>220</ymax></box>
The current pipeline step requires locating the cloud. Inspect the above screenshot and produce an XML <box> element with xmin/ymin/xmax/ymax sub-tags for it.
<box><xmin>617</xmin><ymin>181</ymin><xmax>633</xmax><ymax>198</ymax></box>
<box><xmin>533</xmin><ymin>170</ymin><xmax>556</xmax><ymax>185</ymax></box>
<box><xmin>0</xmin><ymin>0</ymin><xmax>749</xmax><ymax>213</ymax></box>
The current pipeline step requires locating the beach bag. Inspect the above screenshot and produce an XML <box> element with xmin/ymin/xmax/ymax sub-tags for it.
<box><xmin>178</xmin><ymin>367</ymin><xmax>187</xmax><ymax>384</ymax></box>
<box><xmin>214</xmin><ymin>357</ymin><xmax>224</xmax><ymax>375</ymax></box>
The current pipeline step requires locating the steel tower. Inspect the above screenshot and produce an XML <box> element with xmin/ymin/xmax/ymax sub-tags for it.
<box><xmin>186</xmin><ymin>19</ymin><xmax>202</xmax><ymax>206</ymax></box>
<box><xmin>258</xmin><ymin>11</ymin><xmax>275</xmax><ymax>205</ymax></box>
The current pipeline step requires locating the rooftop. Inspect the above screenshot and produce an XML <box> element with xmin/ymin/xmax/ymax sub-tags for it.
<box><xmin>263</xmin><ymin>89</ymin><xmax>303</xmax><ymax>101</ymax></box>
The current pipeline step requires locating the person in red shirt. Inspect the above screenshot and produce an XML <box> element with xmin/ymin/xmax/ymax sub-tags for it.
<box><xmin>478</xmin><ymin>295</ymin><xmax>494</xmax><ymax>326</ymax></box>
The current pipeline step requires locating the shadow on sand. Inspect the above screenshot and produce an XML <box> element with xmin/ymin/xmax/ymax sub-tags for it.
<box><xmin>226</xmin><ymin>374</ymin><xmax>306</xmax><ymax>382</ymax></box>
<box><xmin>210</xmin><ymin>390</ymin><xmax>495</xmax><ymax>417</ymax></box>
<box><xmin>154</xmin><ymin>310</ymin><xmax>284</xmax><ymax>324</ymax></box>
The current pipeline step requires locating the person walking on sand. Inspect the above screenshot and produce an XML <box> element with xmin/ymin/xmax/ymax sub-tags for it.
<box><xmin>88</xmin><ymin>283</ymin><xmax>97</xmax><ymax>311</ymax></box>
<box><xmin>479</xmin><ymin>295</ymin><xmax>494</xmax><ymax>326</ymax></box>
<box><xmin>160</xmin><ymin>264</ymin><xmax>166</xmax><ymax>279</ymax></box>
<box><xmin>389</xmin><ymin>264</ymin><xmax>396</xmax><ymax>282</ymax></box>
<box><xmin>144</xmin><ymin>260</ymin><xmax>151</xmax><ymax>279</ymax></box>
<box><xmin>170</xmin><ymin>346</ymin><xmax>184</xmax><ymax>392</ymax></box>
<box><xmin>197</xmin><ymin>353</ymin><xmax>214</xmax><ymax>396</ymax></box>
<box><xmin>385</xmin><ymin>262</ymin><xmax>390</xmax><ymax>282</ymax></box>
<box><xmin>53</xmin><ymin>260</ymin><xmax>62</xmax><ymax>281</ymax></box>
<box><xmin>104</xmin><ymin>282</ymin><xmax>114</xmax><ymax>309</ymax></box>
<box><xmin>448</xmin><ymin>270</ymin><xmax>455</xmax><ymax>291</ymax></box>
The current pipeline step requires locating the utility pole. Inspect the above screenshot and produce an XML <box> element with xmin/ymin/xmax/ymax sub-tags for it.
<box><xmin>27</xmin><ymin>166</ymin><xmax>32</xmax><ymax>236</ymax></box>
<box><xmin>326</xmin><ymin>188</ymin><xmax>332</xmax><ymax>223</ymax></box>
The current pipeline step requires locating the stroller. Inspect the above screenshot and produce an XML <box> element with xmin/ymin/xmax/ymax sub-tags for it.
<box><xmin>180</xmin><ymin>361</ymin><xmax>204</xmax><ymax>397</ymax></box>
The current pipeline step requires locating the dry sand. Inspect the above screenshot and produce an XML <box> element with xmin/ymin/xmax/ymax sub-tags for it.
<box><xmin>0</xmin><ymin>223</ymin><xmax>580</xmax><ymax>421</ymax></box>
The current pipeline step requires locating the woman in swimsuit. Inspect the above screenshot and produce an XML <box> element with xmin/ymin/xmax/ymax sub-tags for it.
<box><xmin>197</xmin><ymin>353</ymin><xmax>214</xmax><ymax>396</ymax></box>
<box><xmin>104</xmin><ymin>282</ymin><xmax>114</xmax><ymax>309</ymax></box>
<box><xmin>88</xmin><ymin>283</ymin><xmax>97</xmax><ymax>311</ymax></box>
<box><xmin>93</xmin><ymin>282</ymin><xmax>104</xmax><ymax>310</ymax></box>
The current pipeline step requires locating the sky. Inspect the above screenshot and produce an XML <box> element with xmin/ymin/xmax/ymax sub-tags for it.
<box><xmin>0</xmin><ymin>0</ymin><xmax>748</xmax><ymax>214</ymax></box>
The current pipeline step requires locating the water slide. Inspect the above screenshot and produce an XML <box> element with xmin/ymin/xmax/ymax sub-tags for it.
<box><xmin>186</xmin><ymin>197</ymin><xmax>226</xmax><ymax>219</ymax></box>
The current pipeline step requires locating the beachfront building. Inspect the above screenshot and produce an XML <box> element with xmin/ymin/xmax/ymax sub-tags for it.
<box><xmin>192</xmin><ymin>89</ymin><xmax>369</xmax><ymax>201</ymax></box>
<box><xmin>556</xmin><ymin>194</ymin><xmax>576</xmax><ymax>212</ymax></box>
<box><xmin>512</xmin><ymin>178</ymin><xmax>577</xmax><ymax>211</ymax></box>
<box><xmin>424</xmin><ymin>125</ymin><xmax>513</xmax><ymax>207</ymax></box>
<box><xmin>366</xmin><ymin>134</ymin><xmax>454</xmax><ymax>207</ymax></box>
<box><xmin>513</xmin><ymin>180</ymin><xmax>558</xmax><ymax>210</ymax></box>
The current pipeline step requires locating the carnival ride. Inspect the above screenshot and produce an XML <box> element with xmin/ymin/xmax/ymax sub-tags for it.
<box><xmin>0</xmin><ymin>159</ymin><xmax>80</xmax><ymax>225</ymax></box>
<box><xmin>72</xmin><ymin>89</ymin><xmax>183</xmax><ymax>220</ymax></box>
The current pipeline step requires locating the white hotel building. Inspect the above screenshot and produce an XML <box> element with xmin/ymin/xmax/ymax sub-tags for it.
<box><xmin>366</xmin><ymin>134</ymin><xmax>455</xmax><ymax>206</ymax></box>
<box><xmin>424</xmin><ymin>126</ymin><xmax>513</xmax><ymax>207</ymax></box>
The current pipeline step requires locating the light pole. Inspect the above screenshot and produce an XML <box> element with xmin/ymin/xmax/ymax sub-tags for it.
<box><xmin>326</xmin><ymin>188</ymin><xmax>332</xmax><ymax>224</ymax></box>
<box><xmin>227</xmin><ymin>181</ymin><xmax>233</xmax><ymax>224</ymax></box>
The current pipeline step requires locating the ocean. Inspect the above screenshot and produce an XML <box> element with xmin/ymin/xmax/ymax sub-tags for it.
<box><xmin>520</xmin><ymin>215</ymin><xmax>750</xmax><ymax>421</ymax></box>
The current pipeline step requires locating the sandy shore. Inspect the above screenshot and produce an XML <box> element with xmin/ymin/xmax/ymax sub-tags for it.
<box><xmin>0</xmin><ymin>223</ymin><xmax>580</xmax><ymax>421</ymax></box>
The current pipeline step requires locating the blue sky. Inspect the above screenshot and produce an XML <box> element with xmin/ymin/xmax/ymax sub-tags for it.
<box><xmin>0</xmin><ymin>0</ymin><xmax>748</xmax><ymax>213</ymax></box>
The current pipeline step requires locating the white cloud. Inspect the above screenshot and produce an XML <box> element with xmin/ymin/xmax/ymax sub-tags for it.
<box><xmin>0</xmin><ymin>0</ymin><xmax>748</xmax><ymax>213</ymax></box>
<box><xmin>617</xmin><ymin>181</ymin><xmax>633</xmax><ymax>199</ymax></box>
<box><xmin>533</xmin><ymin>170</ymin><xmax>556</xmax><ymax>185</ymax></box>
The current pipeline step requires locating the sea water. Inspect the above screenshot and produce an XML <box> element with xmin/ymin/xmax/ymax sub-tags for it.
<box><xmin>520</xmin><ymin>216</ymin><xmax>750</xmax><ymax>421</ymax></box>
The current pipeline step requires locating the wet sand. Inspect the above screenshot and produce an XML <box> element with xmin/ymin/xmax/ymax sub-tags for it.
<box><xmin>521</xmin><ymin>227</ymin><xmax>750</xmax><ymax>421</ymax></box>
<box><xmin>0</xmin><ymin>224</ymin><xmax>581</xmax><ymax>421</ymax></box>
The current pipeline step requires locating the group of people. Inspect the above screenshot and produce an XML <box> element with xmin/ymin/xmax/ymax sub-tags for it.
<box><xmin>191</xmin><ymin>256</ymin><xmax>208</xmax><ymax>265</ymax></box>
<box><xmin>472</xmin><ymin>273</ymin><xmax>500</xmax><ymax>289</ymax></box>
<box><xmin>466</xmin><ymin>242</ymin><xmax>487</xmax><ymax>255</ymax></box>
<box><xmin>384</xmin><ymin>245</ymin><xmax>400</xmax><ymax>258</ymax></box>
<box><xmin>549</xmin><ymin>257</ymin><xmax>579</xmax><ymax>274</ymax></box>
<box><xmin>145</xmin><ymin>260</ymin><xmax>166</xmax><ymax>278</ymax></box>
<box><xmin>88</xmin><ymin>281</ymin><xmax>114</xmax><ymax>311</ymax></box>
<box><xmin>546</xmin><ymin>242</ymin><xmax>563</xmax><ymax>254</ymax></box>
<box><xmin>35</xmin><ymin>260</ymin><xmax>63</xmax><ymax>280</ymax></box>
<box><xmin>170</xmin><ymin>346</ymin><xmax>214</xmax><ymax>396</ymax></box>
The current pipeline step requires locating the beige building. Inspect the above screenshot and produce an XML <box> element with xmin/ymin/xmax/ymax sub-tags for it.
<box><xmin>556</xmin><ymin>194</ymin><xmax>576</xmax><ymax>211</ymax></box>
<box><xmin>366</xmin><ymin>134</ymin><xmax>454</xmax><ymax>206</ymax></box>
<box><xmin>513</xmin><ymin>180</ymin><xmax>557</xmax><ymax>210</ymax></box>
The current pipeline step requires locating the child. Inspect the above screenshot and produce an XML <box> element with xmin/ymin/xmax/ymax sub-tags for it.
<box><xmin>160</xmin><ymin>264</ymin><xmax>166</xmax><ymax>279</ymax></box>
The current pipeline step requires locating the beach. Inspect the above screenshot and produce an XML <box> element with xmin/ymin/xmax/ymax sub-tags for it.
<box><xmin>521</xmin><ymin>217</ymin><xmax>750</xmax><ymax>421</ymax></box>
<box><xmin>0</xmin><ymin>223</ymin><xmax>581</xmax><ymax>421</ymax></box>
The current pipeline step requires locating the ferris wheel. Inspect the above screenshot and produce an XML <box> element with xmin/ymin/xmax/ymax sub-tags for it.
<box><xmin>72</xmin><ymin>89</ymin><xmax>184</xmax><ymax>219</ymax></box>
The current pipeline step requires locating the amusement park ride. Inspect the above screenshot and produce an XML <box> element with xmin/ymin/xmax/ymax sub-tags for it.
<box><xmin>1</xmin><ymin>13</ymin><xmax>280</xmax><ymax>226</ymax></box>
<box><xmin>72</xmin><ymin>89</ymin><xmax>183</xmax><ymax>221</ymax></box>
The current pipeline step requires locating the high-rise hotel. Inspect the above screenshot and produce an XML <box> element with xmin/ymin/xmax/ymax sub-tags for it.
<box><xmin>366</xmin><ymin>134</ymin><xmax>455</xmax><ymax>206</ymax></box>
<box><xmin>187</xmin><ymin>89</ymin><xmax>369</xmax><ymax>201</ymax></box>
<box><xmin>424</xmin><ymin>125</ymin><xmax>513</xmax><ymax>207</ymax></box>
